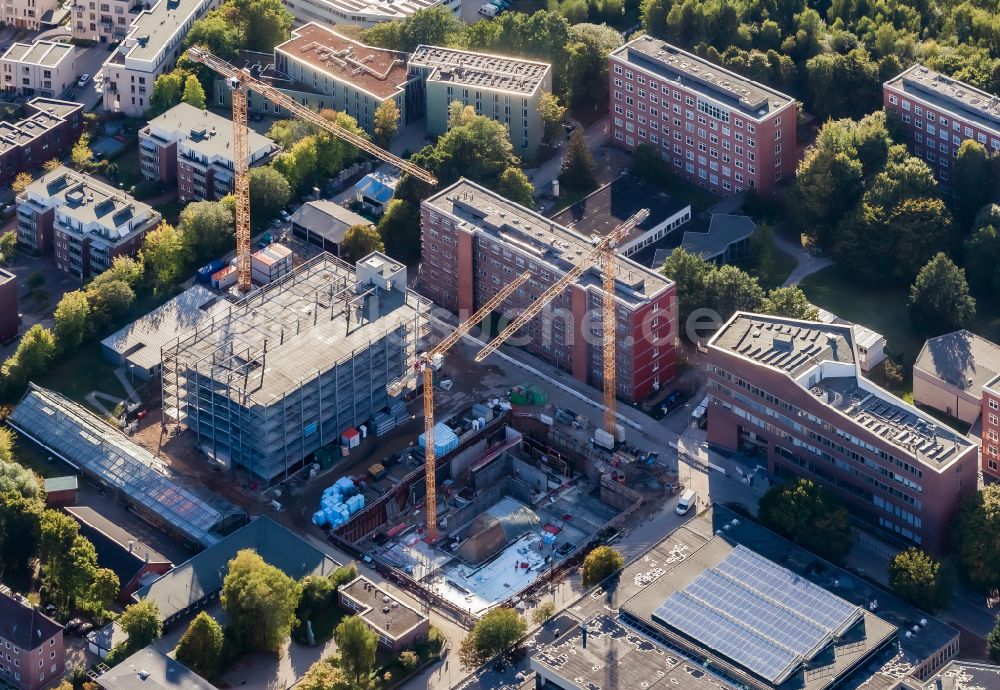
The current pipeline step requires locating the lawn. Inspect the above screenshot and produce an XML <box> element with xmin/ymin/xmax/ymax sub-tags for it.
<box><xmin>154</xmin><ymin>200</ymin><xmax>186</xmax><ymax>227</ymax></box>
<box><xmin>733</xmin><ymin>226</ymin><xmax>796</xmax><ymax>290</ymax></box>
<box><xmin>36</xmin><ymin>345</ymin><xmax>127</xmax><ymax>408</ymax></box>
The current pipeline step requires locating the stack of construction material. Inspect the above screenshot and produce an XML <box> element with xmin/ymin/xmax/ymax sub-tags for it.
<box><xmin>371</xmin><ymin>410</ymin><xmax>396</xmax><ymax>437</ymax></box>
<box><xmin>418</xmin><ymin>422</ymin><xmax>458</xmax><ymax>456</ymax></box>
<box><xmin>312</xmin><ymin>476</ymin><xmax>366</xmax><ymax>528</ymax></box>
<box><xmin>389</xmin><ymin>399</ymin><xmax>409</xmax><ymax>425</ymax></box>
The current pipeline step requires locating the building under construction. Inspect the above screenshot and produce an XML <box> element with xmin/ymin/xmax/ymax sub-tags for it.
<box><xmin>161</xmin><ymin>252</ymin><xmax>431</xmax><ymax>482</ymax></box>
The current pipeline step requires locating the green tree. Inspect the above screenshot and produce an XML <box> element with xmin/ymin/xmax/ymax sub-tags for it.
<box><xmin>888</xmin><ymin>548</ymin><xmax>952</xmax><ymax>612</ymax></box>
<box><xmin>0</xmin><ymin>231</ymin><xmax>17</xmax><ymax>264</ymax></box>
<box><xmin>184</xmin><ymin>9</ymin><xmax>242</xmax><ymax>59</ymax></box>
<box><xmin>908</xmin><ymin>253</ymin><xmax>976</xmax><ymax>335</ymax></box>
<box><xmin>0</xmin><ymin>443</ymin><xmax>39</xmax><ymax>497</ymax></box>
<box><xmin>763</xmin><ymin>286</ymin><xmax>818</xmax><ymax>320</ymax></box>
<box><xmin>12</xmin><ymin>172</ymin><xmax>32</xmax><ymax>195</ymax></box>
<box><xmin>230</xmin><ymin>0</ymin><xmax>294</xmax><ymax>51</ymax></box>
<box><xmin>221</xmin><ymin>549</ymin><xmax>301</xmax><ymax>654</ymax></box>
<box><xmin>704</xmin><ymin>265</ymin><xmax>766</xmax><ymax>321</ymax></box>
<box><xmin>581</xmin><ymin>545</ymin><xmax>624</xmax><ymax>587</ymax></box>
<box><xmin>0</xmin><ymin>325</ymin><xmax>56</xmax><ymax>395</ymax></box>
<box><xmin>537</xmin><ymin>92</ymin><xmax>566</xmax><ymax>145</ymax></box>
<box><xmin>272</xmin><ymin>136</ymin><xmax>319</xmax><ymax>193</ymax></box>
<box><xmin>373</xmin><ymin>99</ymin><xmax>400</xmax><ymax>148</ymax></box>
<box><xmin>661</xmin><ymin>247</ymin><xmax>712</xmax><ymax>337</ymax></box>
<box><xmin>341</xmin><ymin>224</ymin><xmax>384</xmax><ymax>263</ymax></box>
<box><xmin>118</xmin><ymin>600</ymin><xmax>162</xmax><ymax>652</ymax></box>
<box><xmin>0</xmin><ymin>492</ymin><xmax>42</xmax><ymax>579</ymax></box>
<box><xmin>88</xmin><ymin>568</ymin><xmax>121</xmax><ymax>620</ymax></box>
<box><xmin>295</xmin><ymin>574</ymin><xmax>334</xmax><ymax>639</ymax></box>
<box><xmin>334</xmin><ymin>615</ymin><xmax>377</xmax><ymax>684</ymax></box>
<box><xmin>964</xmin><ymin>225</ymin><xmax>1000</xmax><ymax>297</ymax></box>
<box><xmin>267</xmin><ymin>118</ymin><xmax>315</xmax><ymax>149</ymax></box>
<box><xmin>182</xmin><ymin>74</ymin><xmax>207</xmax><ymax>109</ymax></box>
<box><xmin>974</xmin><ymin>204</ymin><xmax>1000</xmax><ymax>231</ymax></box>
<box><xmin>559</xmin><ymin>129</ymin><xmax>597</xmax><ymax>193</ymax></box>
<box><xmin>41</xmin><ymin>520</ymin><xmax>97</xmax><ymax>611</ymax></box>
<box><xmin>175</xmin><ymin>612</ymin><xmax>224</xmax><ymax>679</ymax></box>
<box><xmin>149</xmin><ymin>71</ymin><xmax>184</xmax><ymax>117</ymax></box>
<box><xmin>97</xmin><ymin>255</ymin><xmax>145</xmax><ymax>288</ymax></box>
<box><xmin>458</xmin><ymin>607</ymin><xmax>526</xmax><ymax>670</ymax></box>
<box><xmin>53</xmin><ymin>290</ymin><xmax>91</xmax><ymax>352</ymax></box>
<box><xmin>411</xmin><ymin>104</ymin><xmax>518</xmax><ymax>189</ymax></box>
<box><xmin>85</xmin><ymin>279</ymin><xmax>136</xmax><ymax>330</ymax></box>
<box><xmin>496</xmin><ymin>167</ymin><xmax>535</xmax><ymax>208</ymax></box>
<box><xmin>989</xmin><ymin>618</ymin><xmax>1000</xmax><ymax>663</ymax></box>
<box><xmin>952</xmin><ymin>140</ymin><xmax>997</xmax><ymax>228</ymax></box>
<box><xmin>953</xmin><ymin>485</ymin><xmax>1000</xmax><ymax>590</ymax></box>
<box><xmin>297</xmin><ymin>658</ymin><xmax>349</xmax><ymax>690</ymax></box>
<box><xmin>179</xmin><ymin>201</ymin><xmax>233</xmax><ymax>262</ymax></box>
<box><xmin>141</xmin><ymin>222</ymin><xmax>187</xmax><ymax>294</ymax></box>
<box><xmin>71</xmin><ymin>133</ymin><xmax>94</xmax><ymax>171</ymax></box>
<box><xmin>42</xmin><ymin>158</ymin><xmax>61</xmax><ymax>173</ymax></box>
<box><xmin>563</xmin><ymin>23</ymin><xmax>623</xmax><ymax>106</ymax></box>
<box><xmin>329</xmin><ymin>563</ymin><xmax>359</xmax><ymax>588</ymax></box>
<box><xmin>248</xmin><ymin>166</ymin><xmax>292</xmax><ymax>226</ymax></box>
<box><xmin>532</xmin><ymin>602</ymin><xmax>556</xmax><ymax>625</ymax></box>
<box><xmin>789</xmin><ymin>149</ymin><xmax>864</xmax><ymax>247</ymax></box>
<box><xmin>362</xmin><ymin>5</ymin><xmax>464</xmax><ymax>52</ymax></box>
<box><xmin>378</xmin><ymin>199</ymin><xmax>421</xmax><ymax>264</ymax></box>
<box><xmin>398</xmin><ymin>650</ymin><xmax>419</xmax><ymax>672</ymax></box>
<box><xmin>805</xmin><ymin>49</ymin><xmax>880</xmax><ymax>120</ymax></box>
<box><xmin>758</xmin><ymin>479</ymin><xmax>852</xmax><ymax>561</ymax></box>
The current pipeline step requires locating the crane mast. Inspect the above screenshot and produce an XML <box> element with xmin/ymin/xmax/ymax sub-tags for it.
<box><xmin>231</xmin><ymin>80</ymin><xmax>252</xmax><ymax>293</ymax></box>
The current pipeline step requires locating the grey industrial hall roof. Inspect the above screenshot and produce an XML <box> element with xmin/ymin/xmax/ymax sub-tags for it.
<box><xmin>409</xmin><ymin>45</ymin><xmax>550</xmax><ymax>95</ymax></box>
<box><xmin>97</xmin><ymin>646</ymin><xmax>217</xmax><ymax>690</ymax></box>
<box><xmin>66</xmin><ymin>506</ymin><xmax>172</xmax><ymax>586</ymax></box>
<box><xmin>681</xmin><ymin>214</ymin><xmax>756</xmax><ymax>260</ymax></box>
<box><xmin>424</xmin><ymin>178</ymin><xmax>673</xmax><ymax>305</ymax></box>
<box><xmin>0</xmin><ymin>591</ymin><xmax>63</xmax><ymax>649</ymax></box>
<box><xmin>549</xmin><ymin>175</ymin><xmax>690</xmax><ymax>246</ymax></box>
<box><xmin>136</xmin><ymin>516</ymin><xmax>339</xmax><ymax>621</ymax></box>
<box><xmin>290</xmin><ymin>200</ymin><xmax>372</xmax><ymax>244</ymax></box>
<box><xmin>339</xmin><ymin>576</ymin><xmax>427</xmax><ymax>641</ymax></box>
<box><xmin>7</xmin><ymin>385</ymin><xmax>240</xmax><ymax>547</ymax></box>
<box><xmin>914</xmin><ymin>330</ymin><xmax>1000</xmax><ymax>392</ymax></box>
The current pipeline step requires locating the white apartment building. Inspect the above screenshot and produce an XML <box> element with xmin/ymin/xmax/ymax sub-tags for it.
<box><xmin>0</xmin><ymin>41</ymin><xmax>75</xmax><ymax>98</ymax></box>
<box><xmin>282</xmin><ymin>0</ymin><xmax>457</xmax><ymax>28</ymax></box>
<box><xmin>72</xmin><ymin>0</ymin><xmax>134</xmax><ymax>44</ymax></box>
<box><xmin>100</xmin><ymin>0</ymin><xmax>219</xmax><ymax>117</ymax></box>
<box><xmin>1</xmin><ymin>0</ymin><xmax>58</xmax><ymax>31</ymax></box>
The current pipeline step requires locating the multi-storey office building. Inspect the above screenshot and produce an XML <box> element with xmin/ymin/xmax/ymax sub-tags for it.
<box><xmin>161</xmin><ymin>252</ymin><xmax>431</xmax><ymax>483</ymax></box>
<box><xmin>608</xmin><ymin>36</ymin><xmax>797</xmax><ymax>197</ymax></box>
<box><xmin>0</xmin><ymin>592</ymin><xmax>64</xmax><ymax>690</ymax></box>
<box><xmin>72</xmin><ymin>0</ymin><xmax>136</xmax><ymax>44</ymax></box>
<box><xmin>984</xmin><ymin>377</ymin><xmax>1000</xmax><ymax>481</ymax></box>
<box><xmin>883</xmin><ymin>64</ymin><xmax>1000</xmax><ymax>189</ymax></box>
<box><xmin>140</xmin><ymin>103</ymin><xmax>277</xmax><ymax>201</ymax></box>
<box><xmin>273</xmin><ymin>24</ymin><xmax>414</xmax><ymax>136</ymax></box>
<box><xmin>706</xmin><ymin>313</ymin><xmax>978</xmax><ymax>554</ymax></box>
<box><xmin>420</xmin><ymin>179</ymin><xmax>678</xmax><ymax>403</ymax></box>
<box><xmin>1</xmin><ymin>0</ymin><xmax>58</xmax><ymax>31</ymax></box>
<box><xmin>0</xmin><ymin>98</ymin><xmax>83</xmax><ymax>190</ymax></box>
<box><xmin>100</xmin><ymin>0</ymin><xmax>219</xmax><ymax>116</ymax></box>
<box><xmin>0</xmin><ymin>41</ymin><xmax>75</xmax><ymax>97</ymax></box>
<box><xmin>281</xmin><ymin>0</ymin><xmax>457</xmax><ymax>29</ymax></box>
<box><xmin>408</xmin><ymin>46</ymin><xmax>552</xmax><ymax>159</ymax></box>
<box><xmin>17</xmin><ymin>167</ymin><xmax>161</xmax><ymax>282</ymax></box>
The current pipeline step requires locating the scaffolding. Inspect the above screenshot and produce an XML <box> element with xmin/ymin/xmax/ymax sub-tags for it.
<box><xmin>161</xmin><ymin>253</ymin><xmax>431</xmax><ymax>482</ymax></box>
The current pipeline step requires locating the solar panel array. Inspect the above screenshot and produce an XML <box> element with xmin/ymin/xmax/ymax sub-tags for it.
<box><xmin>652</xmin><ymin>545</ymin><xmax>862</xmax><ymax>684</ymax></box>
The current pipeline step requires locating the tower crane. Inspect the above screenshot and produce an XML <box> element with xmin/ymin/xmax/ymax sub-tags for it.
<box><xmin>185</xmin><ymin>46</ymin><xmax>437</xmax><ymax>292</ymax></box>
<box><xmin>389</xmin><ymin>271</ymin><xmax>532</xmax><ymax>542</ymax></box>
<box><xmin>475</xmin><ymin>208</ymin><xmax>649</xmax><ymax>436</ymax></box>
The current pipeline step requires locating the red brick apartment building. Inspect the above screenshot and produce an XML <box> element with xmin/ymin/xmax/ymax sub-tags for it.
<box><xmin>0</xmin><ymin>97</ymin><xmax>82</xmax><ymax>189</ymax></box>
<box><xmin>0</xmin><ymin>591</ymin><xmax>64</xmax><ymax>690</ymax></box>
<box><xmin>707</xmin><ymin>313</ymin><xmax>979</xmax><ymax>554</ymax></box>
<box><xmin>984</xmin><ymin>378</ymin><xmax>1000</xmax><ymax>480</ymax></box>
<box><xmin>884</xmin><ymin>64</ymin><xmax>1000</xmax><ymax>190</ymax></box>
<box><xmin>607</xmin><ymin>36</ymin><xmax>798</xmax><ymax>197</ymax></box>
<box><xmin>419</xmin><ymin>179</ymin><xmax>678</xmax><ymax>402</ymax></box>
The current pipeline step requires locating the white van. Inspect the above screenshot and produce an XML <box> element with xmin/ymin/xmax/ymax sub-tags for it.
<box><xmin>676</xmin><ymin>489</ymin><xmax>698</xmax><ymax>515</ymax></box>
<box><xmin>479</xmin><ymin>3</ymin><xmax>497</xmax><ymax>15</ymax></box>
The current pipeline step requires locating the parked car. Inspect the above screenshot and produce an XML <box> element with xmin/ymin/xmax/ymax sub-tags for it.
<box><xmin>77</xmin><ymin>73</ymin><xmax>91</xmax><ymax>87</ymax></box>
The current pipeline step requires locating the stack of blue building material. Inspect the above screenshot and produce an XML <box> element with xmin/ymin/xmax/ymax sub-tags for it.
<box><xmin>371</xmin><ymin>410</ymin><xmax>396</xmax><ymax>437</ymax></box>
<box><xmin>312</xmin><ymin>476</ymin><xmax>366</xmax><ymax>528</ymax></box>
<box><xmin>390</xmin><ymin>400</ymin><xmax>409</xmax><ymax>425</ymax></box>
<box><xmin>418</xmin><ymin>422</ymin><xmax>459</xmax><ymax>456</ymax></box>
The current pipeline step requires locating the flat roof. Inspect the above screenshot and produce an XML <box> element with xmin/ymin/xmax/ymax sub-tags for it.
<box><xmin>286</xmin><ymin>0</ymin><xmax>442</xmax><ymax>21</ymax></box>
<box><xmin>710</xmin><ymin>313</ymin><xmax>973</xmax><ymax>468</ymax></box>
<box><xmin>915</xmin><ymin>329</ymin><xmax>1000</xmax><ymax>392</ymax></box>
<box><xmin>549</xmin><ymin>175</ymin><xmax>690</xmax><ymax>246</ymax></box>
<box><xmin>424</xmin><ymin>178</ymin><xmax>673</xmax><ymax>306</ymax></box>
<box><xmin>166</xmin><ymin>253</ymin><xmax>429</xmax><ymax>406</ymax></box>
<box><xmin>290</xmin><ymin>199</ymin><xmax>372</xmax><ymax>243</ymax></box>
<box><xmin>409</xmin><ymin>45</ymin><xmax>550</xmax><ymax>96</ymax></box>
<box><xmin>97</xmin><ymin>646</ymin><xmax>217</xmax><ymax>690</ymax></box>
<box><xmin>1</xmin><ymin>40</ymin><xmax>73</xmax><ymax>67</ymax></box>
<box><xmin>43</xmin><ymin>475</ymin><xmax>78</xmax><ymax>493</ymax></box>
<box><xmin>66</xmin><ymin>505</ymin><xmax>171</xmax><ymax>567</ymax></box>
<box><xmin>339</xmin><ymin>576</ymin><xmax>427</xmax><ymax>641</ymax></box>
<box><xmin>145</xmin><ymin>103</ymin><xmax>275</xmax><ymax>160</ymax></box>
<box><xmin>681</xmin><ymin>214</ymin><xmax>756</xmax><ymax>259</ymax></box>
<box><xmin>610</xmin><ymin>36</ymin><xmax>795</xmax><ymax>119</ymax></box>
<box><xmin>886</xmin><ymin>64</ymin><xmax>1000</xmax><ymax>136</ymax></box>
<box><xmin>0</xmin><ymin>98</ymin><xmax>81</xmax><ymax>156</ymax></box>
<box><xmin>276</xmin><ymin>23</ymin><xmax>410</xmax><ymax>101</ymax></box>
<box><xmin>117</xmin><ymin>0</ymin><xmax>212</xmax><ymax>64</ymax></box>
<box><xmin>101</xmin><ymin>284</ymin><xmax>231</xmax><ymax>374</ymax></box>
<box><xmin>920</xmin><ymin>660</ymin><xmax>1000</xmax><ymax>690</ymax></box>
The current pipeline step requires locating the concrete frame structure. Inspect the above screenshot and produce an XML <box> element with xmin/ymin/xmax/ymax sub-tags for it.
<box><xmin>273</xmin><ymin>24</ymin><xmax>414</xmax><ymax>136</ymax></box>
<box><xmin>408</xmin><ymin>45</ymin><xmax>552</xmax><ymax>159</ymax></box>
<box><xmin>608</xmin><ymin>36</ymin><xmax>797</xmax><ymax>197</ymax></box>
<box><xmin>0</xmin><ymin>41</ymin><xmax>75</xmax><ymax>97</ymax></box>
<box><xmin>884</xmin><ymin>64</ymin><xmax>1000</xmax><ymax>190</ymax></box>
<box><xmin>161</xmin><ymin>252</ymin><xmax>431</xmax><ymax>482</ymax></box>
<box><xmin>706</xmin><ymin>313</ymin><xmax>978</xmax><ymax>554</ymax></box>
<box><xmin>913</xmin><ymin>330</ymin><xmax>1000</xmax><ymax>425</ymax></box>
<box><xmin>0</xmin><ymin>592</ymin><xmax>64</xmax><ymax>690</ymax></box>
<box><xmin>140</xmin><ymin>103</ymin><xmax>277</xmax><ymax>201</ymax></box>
<box><xmin>338</xmin><ymin>576</ymin><xmax>429</xmax><ymax>652</ymax></box>
<box><xmin>0</xmin><ymin>98</ymin><xmax>83</xmax><ymax>190</ymax></box>
<box><xmin>100</xmin><ymin>0</ymin><xmax>220</xmax><ymax>117</ymax></box>
<box><xmin>280</xmin><ymin>0</ymin><xmax>458</xmax><ymax>29</ymax></box>
<box><xmin>17</xmin><ymin>166</ymin><xmax>161</xmax><ymax>282</ymax></box>
<box><xmin>984</xmin><ymin>378</ymin><xmax>1000</xmax><ymax>480</ymax></box>
<box><xmin>419</xmin><ymin>179</ymin><xmax>678</xmax><ymax>403</ymax></box>
<box><xmin>0</xmin><ymin>268</ymin><xmax>18</xmax><ymax>344</ymax></box>
<box><xmin>2</xmin><ymin>0</ymin><xmax>58</xmax><ymax>31</ymax></box>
